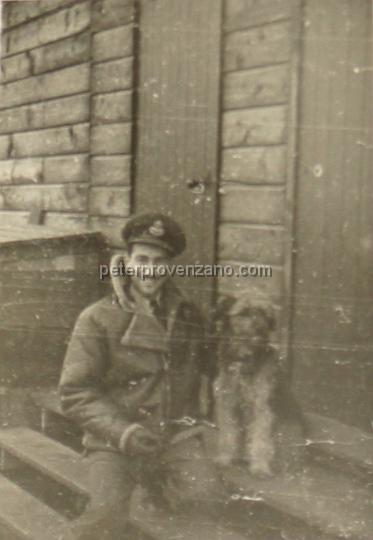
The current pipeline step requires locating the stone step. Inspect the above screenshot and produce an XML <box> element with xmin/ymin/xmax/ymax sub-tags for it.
<box><xmin>32</xmin><ymin>389</ymin><xmax>373</xmax><ymax>476</ymax></box>
<box><xmin>224</xmin><ymin>463</ymin><xmax>373</xmax><ymax>540</ymax></box>
<box><xmin>30</xmin><ymin>390</ymin><xmax>373</xmax><ymax>539</ymax></box>
<box><xmin>0</xmin><ymin>427</ymin><xmax>248</xmax><ymax>540</ymax></box>
<box><xmin>0</xmin><ymin>472</ymin><xmax>67</xmax><ymax>540</ymax></box>
<box><xmin>0</xmin><ymin>426</ymin><xmax>88</xmax><ymax>497</ymax></box>
<box><xmin>305</xmin><ymin>412</ymin><xmax>373</xmax><ymax>474</ymax></box>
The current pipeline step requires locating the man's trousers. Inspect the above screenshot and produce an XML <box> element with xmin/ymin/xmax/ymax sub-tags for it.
<box><xmin>66</xmin><ymin>434</ymin><xmax>226</xmax><ymax>540</ymax></box>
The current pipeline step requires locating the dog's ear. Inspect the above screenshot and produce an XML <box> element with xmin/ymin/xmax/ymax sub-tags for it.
<box><xmin>212</xmin><ymin>295</ymin><xmax>236</xmax><ymax>333</ymax></box>
<box><xmin>264</xmin><ymin>306</ymin><xmax>276</xmax><ymax>332</ymax></box>
<box><xmin>214</xmin><ymin>295</ymin><xmax>236</xmax><ymax>319</ymax></box>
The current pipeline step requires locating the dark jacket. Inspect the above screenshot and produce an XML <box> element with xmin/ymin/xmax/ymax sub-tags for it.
<box><xmin>59</xmin><ymin>282</ymin><xmax>206</xmax><ymax>452</ymax></box>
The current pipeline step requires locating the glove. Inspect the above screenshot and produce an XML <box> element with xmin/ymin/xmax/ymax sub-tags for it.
<box><xmin>126</xmin><ymin>426</ymin><xmax>163</xmax><ymax>457</ymax></box>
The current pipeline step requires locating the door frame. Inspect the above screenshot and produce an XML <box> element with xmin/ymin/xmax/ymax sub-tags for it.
<box><xmin>281</xmin><ymin>0</ymin><xmax>304</xmax><ymax>371</ymax></box>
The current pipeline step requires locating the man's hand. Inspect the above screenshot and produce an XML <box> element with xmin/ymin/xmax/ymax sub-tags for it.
<box><xmin>126</xmin><ymin>427</ymin><xmax>163</xmax><ymax>457</ymax></box>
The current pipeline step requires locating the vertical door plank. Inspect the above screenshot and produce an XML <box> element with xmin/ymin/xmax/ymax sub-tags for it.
<box><xmin>135</xmin><ymin>0</ymin><xmax>222</xmax><ymax>308</ymax></box>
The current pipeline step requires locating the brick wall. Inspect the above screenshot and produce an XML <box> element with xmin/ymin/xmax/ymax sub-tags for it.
<box><xmin>0</xmin><ymin>0</ymin><xmax>135</xmax><ymax>247</ymax></box>
<box><xmin>0</xmin><ymin>0</ymin><xmax>298</xmax><ymax>295</ymax></box>
<box><xmin>0</xmin><ymin>0</ymin><xmax>92</xmax><ymax>229</ymax></box>
<box><xmin>217</xmin><ymin>0</ymin><xmax>297</xmax><ymax>325</ymax></box>
<box><xmin>89</xmin><ymin>0</ymin><xmax>134</xmax><ymax>246</ymax></box>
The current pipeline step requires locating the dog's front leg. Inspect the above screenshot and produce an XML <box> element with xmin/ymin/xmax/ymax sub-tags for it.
<box><xmin>214</xmin><ymin>375</ymin><xmax>240</xmax><ymax>466</ymax></box>
<box><xmin>242</xmin><ymin>376</ymin><xmax>275</xmax><ymax>477</ymax></box>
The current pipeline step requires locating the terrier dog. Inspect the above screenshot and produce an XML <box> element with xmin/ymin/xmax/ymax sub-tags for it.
<box><xmin>213</xmin><ymin>293</ymin><xmax>305</xmax><ymax>477</ymax></box>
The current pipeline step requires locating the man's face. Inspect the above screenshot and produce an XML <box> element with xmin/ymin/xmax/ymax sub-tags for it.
<box><xmin>125</xmin><ymin>243</ymin><xmax>172</xmax><ymax>298</ymax></box>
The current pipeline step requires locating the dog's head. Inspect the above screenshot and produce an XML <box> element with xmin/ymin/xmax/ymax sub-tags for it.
<box><xmin>214</xmin><ymin>292</ymin><xmax>276</xmax><ymax>373</ymax></box>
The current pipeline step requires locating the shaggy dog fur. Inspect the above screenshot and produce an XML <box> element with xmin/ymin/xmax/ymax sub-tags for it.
<box><xmin>213</xmin><ymin>294</ymin><xmax>305</xmax><ymax>476</ymax></box>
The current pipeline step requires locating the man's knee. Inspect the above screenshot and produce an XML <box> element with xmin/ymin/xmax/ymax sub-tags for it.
<box><xmin>164</xmin><ymin>458</ymin><xmax>226</xmax><ymax>508</ymax></box>
<box><xmin>162</xmin><ymin>435</ymin><xmax>227</xmax><ymax>506</ymax></box>
<box><xmin>67</xmin><ymin>451</ymin><xmax>134</xmax><ymax>540</ymax></box>
<box><xmin>185</xmin><ymin>462</ymin><xmax>225</xmax><ymax>502</ymax></box>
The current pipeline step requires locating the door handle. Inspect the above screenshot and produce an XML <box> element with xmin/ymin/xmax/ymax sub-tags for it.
<box><xmin>185</xmin><ymin>176</ymin><xmax>208</xmax><ymax>194</ymax></box>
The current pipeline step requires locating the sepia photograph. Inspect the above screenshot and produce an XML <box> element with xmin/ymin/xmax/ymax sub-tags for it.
<box><xmin>0</xmin><ymin>0</ymin><xmax>372</xmax><ymax>539</ymax></box>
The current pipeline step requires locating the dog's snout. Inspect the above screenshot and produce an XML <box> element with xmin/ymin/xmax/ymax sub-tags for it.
<box><xmin>227</xmin><ymin>361</ymin><xmax>243</xmax><ymax>374</ymax></box>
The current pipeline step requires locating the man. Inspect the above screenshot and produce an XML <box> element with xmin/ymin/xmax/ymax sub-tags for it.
<box><xmin>59</xmin><ymin>213</ymin><xmax>225</xmax><ymax>540</ymax></box>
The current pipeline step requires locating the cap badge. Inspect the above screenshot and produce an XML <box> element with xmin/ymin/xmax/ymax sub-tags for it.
<box><xmin>149</xmin><ymin>220</ymin><xmax>165</xmax><ymax>237</ymax></box>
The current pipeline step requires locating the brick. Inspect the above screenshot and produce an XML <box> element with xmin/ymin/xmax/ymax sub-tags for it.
<box><xmin>0</xmin><ymin>108</ymin><xmax>29</xmax><ymax>135</ymax></box>
<box><xmin>0</xmin><ymin>77</ymin><xmax>39</xmax><ymax>110</ymax></box>
<box><xmin>31</xmin><ymin>32</ymin><xmax>90</xmax><ymax>75</ymax></box>
<box><xmin>219</xmin><ymin>185</ymin><xmax>284</xmax><ymax>224</ymax></box>
<box><xmin>0</xmin><ymin>161</ymin><xmax>14</xmax><ymax>184</ymax></box>
<box><xmin>13</xmin><ymin>159</ymin><xmax>43</xmax><ymax>184</ymax></box>
<box><xmin>0</xmin><ymin>95</ymin><xmax>90</xmax><ymax>135</ymax></box>
<box><xmin>89</xmin><ymin>187</ymin><xmax>131</xmax><ymax>217</ymax></box>
<box><xmin>0</xmin><ymin>64</ymin><xmax>90</xmax><ymax>110</ymax></box>
<box><xmin>0</xmin><ymin>33</ymin><xmax>90</xmax><ymax>84</ymax></box>
<box><xmin>224</xmin><ymin>65</ymin><xmax>289</xmax><ymax>109</ymax></box>
<box><xmin>0</xmin><ymin>184</ymin><xmax>88</xmax><ymax>212</ymax></box>
<box><xmin>92</xmin><ymin>91</ymin><xmax>132</xmax><ymax>124</ymax></box>
<box><xmin>37</xmin><ymin>0</ymin><xmax>83</xmax><ymax>16</ymax></box>
<box><xmin>89</xmin><ymin>215</ymin><xmax>129</xmax><ymax>246</ymax></box>
<box><xmin>92</xmin><ymin>57</ymin><xmax>133</xmax><ymax>93</ymax></box>
<box><xmin>12</xmin><ymin>124</ymin><xmax>89</xmax><ymax>158</ymax></box>
<box><xmin>3</xmin><ymin>24</ymin><xmax>31</xmax><ymax>56</ymax></box>
<box><xmin>1</xmin><ymin>52</ymin><xmax>32</xmax><ymax>83</ymax></box>
<box><xmin>42</xmin><ymin>94</ymin><xmax>90</xmax><ymax>129</ymax></box>
<box><xmin>224</xmin><ymin>21</ymin><xmax>291</xmax><ymax>72</ymax></box>
<box><xmin>218</xmin><ymin>224</ymin><xmax>284</xmax><ymax>265</ymax></box>
<box><xmin>222</xmin><ymin>106</ymin><xmax>287</xmax><ymax>147</ymax></box>
<box><xmin>92</xmin><ymin>156</ymin><xmax>131</xmax><ymax>185</ymax></box>
<box><xmin>20</xmin><ymin>124</ymin><xmax>89</xmax><ymax>158</ymax></box>
<box><xmin>222</xmin><ymin>146</ymin><xmax>286</xmax><ymax>184</ymax></box>
<box><xmin>44</xmin><ymin>212</ymin><xmax>88</xmax><ymax>230</ymax></box>
<box><xmin>92</xmin><ymin>25</ymin><xmax>133</xmax><ymax>62</ymax></box>
<box><xmin>43</xmin><ymin>155</ymin><xmax>90</xmax><ymax>184</ymax></box>
<box><xmin>0</xmin><ymin>158</ymin><xmax>43</xmax><ymax>185</ymax></box>
<box><xmin>91</xmin><ymin>123</ymin><xmax>132</xmax><ymax>155</ymax></box>
<box><xmin>36</xmin><ymin>3</ymin><xmax>92</xmax><ymax>47</ymax></box>
<box><xmin>5</xmin><ymin>0</ymin><xmax>79</xmax><ymax>28</ymax></box>
<box><xmin>2</xmin><ymin>1</ymin><xmax>91</xmax><ymax>56</ymax></box>
<box><xmin>0</xmin><ymin>210</ymin><xmax>29</xmax><ymax>227</ymax></box>
<box><xmin>0</xmin><ymin>136</ymin><xmax>11</xmax><ymax>160</ymax></box>
<box><xmin>92</xmin><ymin>0</ymin><xmax>134</xmax><ymax>32</ymax></box>
<box><xmin>4</xmin><ymin>1</ymin><xmax>40</xmax><ymax>28</ymax></box>
<box><xmin>224</xmin><ymin>0</ymin><xmax>292</xmax><ymax>33</ymax></box>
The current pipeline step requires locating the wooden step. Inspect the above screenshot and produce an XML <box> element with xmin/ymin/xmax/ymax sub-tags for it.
<box><xmin>131</xmin><ymin>498</ymin><xmax>251</xmax><ymax>540</ymax></box>
<box><xmin>30</xmin><ymin>390</ymin><xmax>373</xmax><ymax>538</ymax></box>
<box><xmin>0</xmin><ymin>473</ymin><xmax>68</xmax><ymax>540</ymax></box>
<box><xmin>223</xmin><ymin>464</ymin><xmax>373</xmax><ymax>540</ymax></box>
<box><xmin>0</xmin><ymin>427</ymin><xmax>248</xmax><ymax>540</ymax></box>
<box><xmin>32</xmin><ymin>389</ymin><xmax>373</xmax><ymax>476</ymax></box>
<box><xmin>305</xmin><ymin>412</ymin><xmax>373</xmax><ymax>474</ymax></box>
<box><xmin>0</xmin><ymin>427</ymin><xmax>89</xmax><ymax>497</ymax></box>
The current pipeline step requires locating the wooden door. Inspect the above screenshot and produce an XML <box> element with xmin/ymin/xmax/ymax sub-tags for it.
<box><xmin>134</xmin><ymin>0</ymin><xmax>222</xmax><ymax>309</ymax></box>
<box><xmin>291</xmin><ymin>0</ymin><xmax>373</xmax><ymax>429</ymax></box>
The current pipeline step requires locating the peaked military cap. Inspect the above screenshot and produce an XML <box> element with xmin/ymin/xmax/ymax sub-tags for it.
<box><xmin>122</xmin><ymin>213</ymin><xmax>186</xmax><ymax>256</ymax></box>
